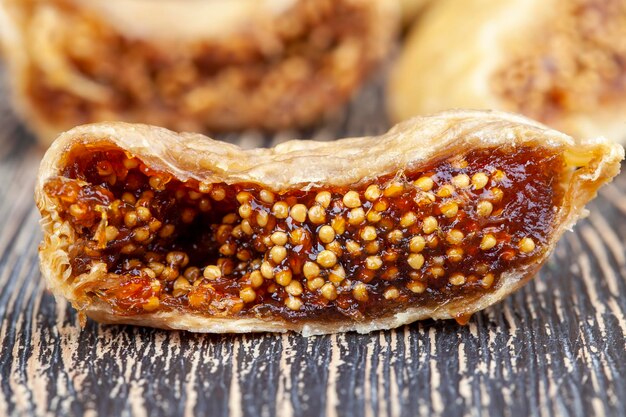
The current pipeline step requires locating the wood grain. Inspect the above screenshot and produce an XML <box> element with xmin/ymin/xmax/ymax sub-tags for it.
<box><xmin>0</xmin><ymin>74</ymin><xmax>625</xmax><ymax>417</ymax></box>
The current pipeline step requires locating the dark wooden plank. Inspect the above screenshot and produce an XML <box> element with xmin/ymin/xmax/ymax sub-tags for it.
<box><xmin>0</xmin><ymin>72</ymin><xmax>625</xmax><ymax>417</ymax></box>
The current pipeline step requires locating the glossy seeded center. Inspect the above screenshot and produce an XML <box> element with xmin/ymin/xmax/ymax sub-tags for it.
<box><xmin>44</xmin><ymin>145</ymin><xmax>565</xmax><ymax>322</ymax></box>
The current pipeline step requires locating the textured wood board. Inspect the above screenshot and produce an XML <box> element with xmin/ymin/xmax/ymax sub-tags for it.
<box><xmin>0</xmin><ymin>76</ymin><xmax>625</xmax><ymax>417</ymax></box>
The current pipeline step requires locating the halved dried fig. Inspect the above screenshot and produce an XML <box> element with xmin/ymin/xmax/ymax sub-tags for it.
<box><xmin>36</xmin><ymin>110</ymin><xmax>623</xmax><ymax>335</ymax></box>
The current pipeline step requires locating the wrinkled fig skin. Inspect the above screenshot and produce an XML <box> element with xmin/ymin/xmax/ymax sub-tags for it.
<box><xmin>36</xmin><ymin>110</ymin><xmax>623</xmax><ymax>335</ymax></box>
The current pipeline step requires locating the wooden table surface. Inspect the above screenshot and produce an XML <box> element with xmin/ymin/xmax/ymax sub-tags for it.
<box><xmin>0</xmin><ymin>75</ymin><xmax>625</xmax><ymax>417</ymax></box>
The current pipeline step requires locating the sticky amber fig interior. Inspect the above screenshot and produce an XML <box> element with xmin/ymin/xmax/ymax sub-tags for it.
<box><xmin>43</xmin><ymin>144</ymin><xmax>566</xmax><ymax>322</ymax></box>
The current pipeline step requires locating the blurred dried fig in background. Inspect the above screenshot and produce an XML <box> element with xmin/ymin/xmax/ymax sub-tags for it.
<box><xmin>0</xmin><ymin>0</ymin><xmax>398</xmax><ymax>144</ymax></box>
<box><xmin>388</xmin><ymin>0</ymin><xmax>626</xmax><ymax>143</ymax></box>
